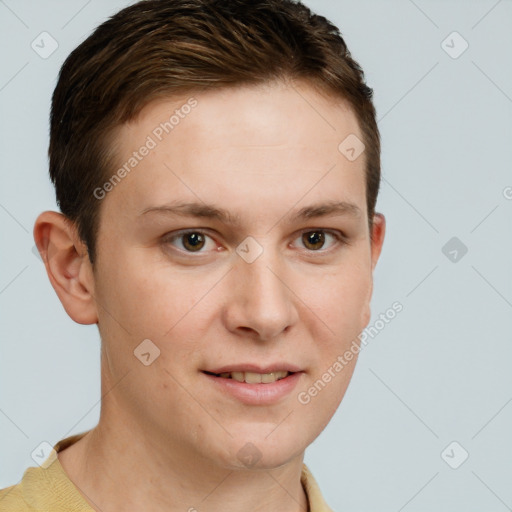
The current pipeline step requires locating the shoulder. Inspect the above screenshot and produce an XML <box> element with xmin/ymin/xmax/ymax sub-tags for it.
<box><xmin>0</xmin><ymin>474</ymin><xmax>33</xmax><ymax>512</ymax></box>
<box><xmin>0</xmin><ymin>431</ymin><xmax>93</xmax><ymax>512</ymax></box>
<box><xmin>0</xmin><ymin>461</ymin><xmax>91</xmax><ymax>512</ymax></box>
<box><xmin>1</xmin><ymin>463</ymin><xmax>62</xmax><ymax>511</ymax></box>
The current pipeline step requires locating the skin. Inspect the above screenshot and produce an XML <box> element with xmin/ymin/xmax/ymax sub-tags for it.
<box><xmin>34</xmin><ymin>79</ymin><xmax>385</xmax><ymax>512</ymax></box>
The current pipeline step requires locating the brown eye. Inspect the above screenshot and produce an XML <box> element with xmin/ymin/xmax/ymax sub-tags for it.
<box><xmin>181</xmin><ymin>232</ymin><xmax>206</xmax><ymax>252</ymax></box>
<box><xmin>164</xmin><ymin>230</ymin><xmax>216</xmax><ymax>253</ymax></box>
<box><xmin>302</xmin><ymin>231</ymin><xmax>326</xmax><ymax>250</ymax></box>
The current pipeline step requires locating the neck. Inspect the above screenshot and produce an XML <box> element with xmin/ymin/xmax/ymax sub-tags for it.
<box><xmin>58</xmin><ymin>410</ymin><xmax>309</xmax><ymax>512</ymax></box>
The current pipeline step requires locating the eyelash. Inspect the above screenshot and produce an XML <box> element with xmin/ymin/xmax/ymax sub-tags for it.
<box><xmin>162</xmin><ymin>228</ymin><xmax>348</xmax><ymax>256</ymax></box>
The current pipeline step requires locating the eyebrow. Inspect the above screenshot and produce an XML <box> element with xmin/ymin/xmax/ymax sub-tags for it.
<box><xmin>139</xmin><ymin>200</ymin><xmax>362</xmax><ymax>224</ymax></box>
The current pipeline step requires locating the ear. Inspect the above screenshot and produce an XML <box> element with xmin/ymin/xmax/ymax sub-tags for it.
<box><xmin>33</xmin><ymin>211</ymin><xmax>98</xmax><ymax>325</ymax></box>
<box><xmin>370</xmin><ymin>213</ymin><xmax>386</xmax><ymax>271</ymax></box>
<box><xmin>360</xmin><ymin>213</ymin><xmax>386</xmax><ymax>327</ymax></box>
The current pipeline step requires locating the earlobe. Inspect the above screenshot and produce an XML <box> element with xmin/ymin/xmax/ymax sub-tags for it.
<box><xmin>33</xmin><ymin>211</ymin><xmax>98</xmax><ymax>325</ymax></box>
<box><xmin>361</xmin><ymin>277</ymin><xmax>373</xmax><ymax>328</ymax></box>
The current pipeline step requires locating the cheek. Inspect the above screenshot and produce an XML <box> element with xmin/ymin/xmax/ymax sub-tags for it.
<box><xmin>304</xmin><ymin>263</ymin><xmax>372</xmax><ymax>341</ymax></box>
<box><xmin>299</xmin><ymin>259</ymin><xmax>371</xmax><ymax>409</ymax></box>
<box><xmin>97</xmin><ymin>252</ymin><xmax>208</xmax><ymax>338</ymax></box>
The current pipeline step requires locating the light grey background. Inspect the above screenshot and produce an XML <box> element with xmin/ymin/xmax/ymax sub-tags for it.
<box><xmin>1</xmin><ymin>1</ymin><xmax>511</xmax><ymax>510</ymax></box>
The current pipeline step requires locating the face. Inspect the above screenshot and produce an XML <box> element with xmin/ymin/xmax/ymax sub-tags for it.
<box><xmin>90</xmin><ymin>80</ymin><xmax>384</xmax><ymax>469</ymax></box>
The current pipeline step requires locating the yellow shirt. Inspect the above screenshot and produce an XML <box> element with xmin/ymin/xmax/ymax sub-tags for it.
<box><xmin>0</xmin><ymin>432</ymin><xmax>333</xmax><ymax>511</ymax></box>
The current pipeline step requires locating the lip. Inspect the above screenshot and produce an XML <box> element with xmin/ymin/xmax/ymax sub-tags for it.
<box><xmin>202</xmin><ymin>370</ymin><xmax>304</xmax><ymax>405</ymax></box>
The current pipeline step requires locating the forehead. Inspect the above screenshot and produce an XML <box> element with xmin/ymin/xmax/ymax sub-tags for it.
<box><xmin>103</xmin><ymin>80</ymin><xmax>367</xmax><ymax>227</ymax></box>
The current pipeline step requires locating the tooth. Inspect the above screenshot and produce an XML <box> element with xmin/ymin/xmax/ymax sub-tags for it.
<box><xmin>261</xmin><ymin>372</ymin><xmax>276</xmax><ymax>383</ymax></box>
<box><xmin>244</xmin><ymin>372</ymin><xmax>262</xmax><ymax>384</ymax></box>
<box><xmin>223</xmin><ymin>371</ymin><xmax>291</xmax><ymax>383</ymax></box>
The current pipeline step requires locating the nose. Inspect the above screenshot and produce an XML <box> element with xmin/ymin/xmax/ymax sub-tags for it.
<box><xmin>222</xmin><ymin>247</ymin><xmax>299</xmax><ymax>341</ymax></box>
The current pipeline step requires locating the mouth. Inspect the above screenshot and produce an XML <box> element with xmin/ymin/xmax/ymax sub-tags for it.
<box><xmin>202</xmin><ymin>370</ymin><xmax>292</xmax><ymax>384</ymax></box>
<box><xmin>201</xmin><ymin>367</ymin><xmax>303</xmax><ymax>405</ymax></box>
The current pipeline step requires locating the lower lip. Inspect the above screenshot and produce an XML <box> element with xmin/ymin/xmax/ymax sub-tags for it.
<box><xmin>202</xmin><ymin>371</ymin><xmax>303</xmax><ymax>405</ymax></box>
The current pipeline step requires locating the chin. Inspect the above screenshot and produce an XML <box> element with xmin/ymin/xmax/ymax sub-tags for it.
<box><xmin>217</xmin><ymin>427</ymin><xmax>308</xmax><ymax>471</ymax></box>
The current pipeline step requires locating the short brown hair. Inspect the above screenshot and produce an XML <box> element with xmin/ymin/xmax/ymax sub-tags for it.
<box><xmin>49</xmin><ymin>0</ymin><xmax>380</xmax><ymax>265</ymax></box>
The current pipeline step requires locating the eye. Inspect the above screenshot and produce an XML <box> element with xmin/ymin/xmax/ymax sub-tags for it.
<box><xmin>293</xmin><ymin>229</ymin><xmax>345</xmax><ymax>251</ymax></box>
<box><xmin>163</xmin><ymin>230</ymin><xmax>217</xmax><ymax>253</ymax></box>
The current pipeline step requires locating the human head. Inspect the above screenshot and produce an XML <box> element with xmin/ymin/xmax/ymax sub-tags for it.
<box><xmin>34</xmin><ymin>0</ymin><xmax>386</xmax><ymax>477</ymax></box>
<box><xmin>48</xmin><ymin>0</ymin><xmax>380</xmax><ymax>267</ymax></box>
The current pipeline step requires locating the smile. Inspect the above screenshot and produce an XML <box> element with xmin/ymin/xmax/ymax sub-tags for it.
<box><xmin>201</xmin><ymin>368</ymin><xmax>303</xmax><ymax>405</ymax></box>
<box><xmin>204</xmin><ymin>370</ymin><xmax>290</xmax><ymax>384</ymax></box>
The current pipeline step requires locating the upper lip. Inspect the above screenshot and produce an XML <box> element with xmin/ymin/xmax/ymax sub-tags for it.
<box><xmin>204</xmin><ymin>363</ymin><xmax>303</xmax><ymax>374</ymax></box>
